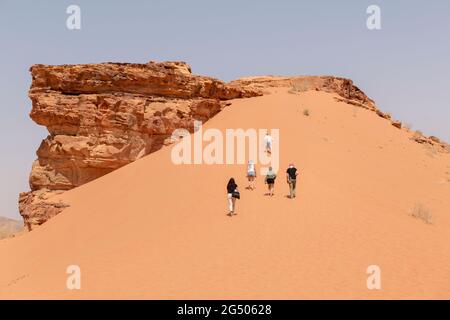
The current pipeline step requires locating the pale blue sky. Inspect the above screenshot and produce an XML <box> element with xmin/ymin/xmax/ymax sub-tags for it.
<box><xmin>0</xmin><ymin>0</ymin><xmax>449</xmax><ymax>219</ymax></box>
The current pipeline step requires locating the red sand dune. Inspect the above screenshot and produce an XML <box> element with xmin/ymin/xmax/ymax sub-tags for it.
<box><xmin>1</xmin><ymin>89</ymin><xmax>449</xmax><ymax>299</ymax></box>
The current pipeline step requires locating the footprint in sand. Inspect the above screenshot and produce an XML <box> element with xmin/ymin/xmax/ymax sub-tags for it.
<box><xmin>7</xmin><ymin>274</ymin><xmax>29</xmax><ymax>287</ymax></box>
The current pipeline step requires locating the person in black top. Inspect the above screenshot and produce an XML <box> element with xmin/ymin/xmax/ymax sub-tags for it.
<box><xmin>226</xmin><ymin>178</ymin><xmax>239</xmax><ymax>215</ymax></box>
<box><xmin>286</xmin><ymin>164</ymin><xmax>298</xmax><ymax>199</ymax></box>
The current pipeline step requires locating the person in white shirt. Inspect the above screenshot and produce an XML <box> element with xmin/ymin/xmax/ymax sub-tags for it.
<box><xmin>264</xmin><ymin>131</ymin><xmax>273</xmax><ymax>154</ymax></box>
<box><xmin>246</xmin><ymin>160</ymin><xmax>257</xmax><ymax>190</ymax></box>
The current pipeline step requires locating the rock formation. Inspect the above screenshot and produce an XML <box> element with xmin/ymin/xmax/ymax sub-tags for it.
<box><xmin>230</xmin><ymin>75</ymin><xmax>377</xmax><ymax>109</ymax></box>
<box><xmin>20</xmin><ymin>61</ymin><xmax>261</xmax><ymax>230</ymax></box>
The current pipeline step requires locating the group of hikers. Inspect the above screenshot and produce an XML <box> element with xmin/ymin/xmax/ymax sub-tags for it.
<box><xmin>226</xmin><ymin>161</ymin><xmax>299</xmax><ymax>216</ymax></box>
<box><xmin>225</xmin><ymin>131</ymin><xmax>299</xmax><ymax>216</ymax></box>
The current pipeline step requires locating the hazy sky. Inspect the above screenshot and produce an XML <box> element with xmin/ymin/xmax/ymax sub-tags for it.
<box><xmin>0</xmin><ymin>0</ymin><xmax>449</xmax><ymax>219</ymax></box>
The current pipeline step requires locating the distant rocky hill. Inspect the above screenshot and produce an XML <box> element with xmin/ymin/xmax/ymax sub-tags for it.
<box><xmin>0</xmin><ymin>217</ymin><xmax>23</xmax><ymax>239</ymax></box>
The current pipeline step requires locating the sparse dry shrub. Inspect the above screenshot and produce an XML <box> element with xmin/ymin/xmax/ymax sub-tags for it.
<box><xmin>290</xmin><ymin>80</ymin><xmax>310</xmax><ymax>93</ymax></box>
<box><xmin>410</xmin><ymin>203</ymin><xmax>434</xmax><ymax>225</ymax></box>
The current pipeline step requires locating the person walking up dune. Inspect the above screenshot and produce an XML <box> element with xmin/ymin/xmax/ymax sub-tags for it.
<box><xmin>264</xmin><ymin>131</ymin><xmax>273</xmax><ymax>155</ymax></box>
<box><xmin>286</xmin><ymin>163</ymin><xmax>298</xmax><ymax>199</ymax></box>
<box><xmin>246</xmin><ymin>160</ymin><xmax>257</xmax><ymax>190</ymax></box>
<box><xmin>227</xmin><ymin>178</ymin><xmax>239</xmax><ymax>216</ymax></box>
<box><xmin>265</xmin><ymin>166</ymin><xmax>277</xmax><ymax>196</ymax></box>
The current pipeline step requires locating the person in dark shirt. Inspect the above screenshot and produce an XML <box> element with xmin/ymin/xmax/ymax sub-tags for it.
<box><xmin>286</xmin><ymin>164</ymin><xmax>298</xmax><ymax>199</ymax></box>
<box><xmin>226</xmin><ymin>178</ymin><xmax>239</xmax><ymax>215</ymax></box>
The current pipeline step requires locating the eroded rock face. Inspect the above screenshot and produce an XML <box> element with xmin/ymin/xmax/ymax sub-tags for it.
<box><xmin>229</xmin><ymin>76</ymin><xmax>377</xmax><ymax>109</ymax></box>
<box><xmin>21</xmin><ymin>61</ymin><xmax>261</xmax><ymax>230</ymax></box>
<box><xmin>30</xmin><ymin>61</ymin><xmax>258</xmax><ymax>100</ymax></box>
<box><xmin>28</xmin><ymin>92</ymin><xmax>225</xmax><ymax>190</ymax></box>
<box><xmin>411</xmin><ymin>132</ymin><xmax>449</xmax><ymax>152</ymax></box>
<box><xmin>19</xmin><ymin>190</ymin><xmax>68</xmax><ymax>231</ymax></box>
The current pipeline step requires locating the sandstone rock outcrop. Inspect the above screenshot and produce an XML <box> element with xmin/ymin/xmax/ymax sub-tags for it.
<box><xmin>19</xmin><ymin>190</ymin><xmax>68</xmax><ymax>231</ymax></box>
<box><xmin>411</xmin><ymin>132</ymin><xmax>449</xmax><ymax>152</ymax></box>
<box><xmin>392</xmin><ymin>121</ymin><xmax>402</xmax><ymax>129</ymax></box>
<box><xmin>21</xmin><ymin>61</ymin><xmax>261</xmax><ymax>230</ymax></box>
<box><xmin>230</xmin><ymin>75</ymin><xmax>377</xmax><ymax>110</ymax></box>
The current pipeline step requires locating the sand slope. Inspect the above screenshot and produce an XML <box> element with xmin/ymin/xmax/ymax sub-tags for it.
<box><xmin>1</xmin><ymin>89</ymin><xmax>449</xmax><ymax>299</ymax></box>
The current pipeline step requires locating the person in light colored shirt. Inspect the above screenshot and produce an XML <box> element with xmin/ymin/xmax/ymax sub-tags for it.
<box><xmin>246</xmin><ymin>160</ymin><xmax>257</xmax><ymax>190</ymax></box>
<box><xmin>264</xmin><ymin>131</ymin><xmax>273</xmax><ymax>154</ymax></box>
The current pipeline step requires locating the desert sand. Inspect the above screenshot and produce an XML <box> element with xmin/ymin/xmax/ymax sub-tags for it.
<box><xmin>1</xmin><ymin>88</ymin><xmax>449</xmax><ymax>299</ymax></box>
